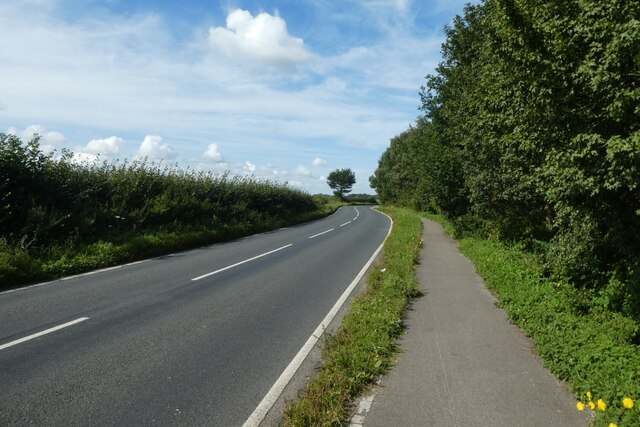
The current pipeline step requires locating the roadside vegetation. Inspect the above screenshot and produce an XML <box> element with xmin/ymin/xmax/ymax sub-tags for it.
<box><xmin>366</xmin><ymin>1</ymin><xmax>639</xmax><ymax>425</ymax></box>
<box><xmin>343</xmin><ymin>193</ymin><xmax>378</xmax><ymax>205</ymax></box>
<box><xmin>284</xmin><ymin>206</ymin><xmax>422</xmax><ymax>426</ymax></box>
<box><xmin>0</xmin><ymin>133</ymin><xmax>339</xmax><ymax>290</ymax></box>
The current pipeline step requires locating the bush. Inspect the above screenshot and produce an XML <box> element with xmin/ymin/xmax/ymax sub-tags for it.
<box><xmin>451</xmin><ymin>214</ymin><xmax>487</xmax><ymax>239</ymax></box>
<box><xmin>0</xmin><ymin>238</ymin><xmax>42</xmax><ymax>284</ymax></box>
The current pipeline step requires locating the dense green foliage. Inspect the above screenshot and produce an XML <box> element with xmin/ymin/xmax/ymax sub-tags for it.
<box><xmin>371</xmin><ymin>1</ymin><xmax>640</xmax><ymax>316</ymax></box>
<box><xmin>344</xmin><ymin>193</ymin><xmax>378</xmax><ymax>204</ymax></box>
<box><xmin>0</xmin><ymin>133</ymin><xmax>324</xmax><ymax>288</ymax></box>
<box><xmin>327</xmin><ymin>168</ymin><xmax>356</xmax><ymax>200</ymax></box>
<box><xmin>284</xmin><ymin>207</ymin><xmax>422</xmax><ymax>426</ymax></box>
<box><xmin>369</xmin><ymin>118</ymin><xmax>468</xmax><ymax>216</ymax></box>
<box><xmin>425</xmin><ymin>214</ymin><xmax>639</xmax><ymax>426</ymax></box>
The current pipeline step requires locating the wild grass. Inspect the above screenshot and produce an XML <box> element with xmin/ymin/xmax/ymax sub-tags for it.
<box><xmin>283</xmin><ymin>206</ymin><xmax>422</xmax><ymax>426</ymax></box>
<box><xmin>0</xmin><ymin>133</ymin><xmax>336</xmax><ymax>289</ymax></box>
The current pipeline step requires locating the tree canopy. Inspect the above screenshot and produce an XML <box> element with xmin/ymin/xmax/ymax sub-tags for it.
<box><xmin>370</xmin><ymin>0</ymin><xmax>640</xmax><ymax>315</ymax></box>
<box><xmin>327</xmin><ymin>168</ymin><xmax>356</xmax><ymax>199</ymax></box>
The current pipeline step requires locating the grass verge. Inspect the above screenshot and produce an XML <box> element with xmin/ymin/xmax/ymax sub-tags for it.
<box><xmin>283</xmin><ymin>206</ymin><xmax>422</xmax><ymax>426</ymax></box>
<box><xmin>424</xmin><ymin>213</ymin><xmax>640</xmax><ymax>426</ymax></box>
<box><xmin>0</xmin><ymin>201</ymin><xmax>343</xmax><ymax>290</ymax></box>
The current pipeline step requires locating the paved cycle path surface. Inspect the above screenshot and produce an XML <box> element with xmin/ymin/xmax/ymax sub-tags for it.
<box><xmin>362</xmin><ymin>219</ymin><xmax>590</xmax><ymax>427</ymax></box>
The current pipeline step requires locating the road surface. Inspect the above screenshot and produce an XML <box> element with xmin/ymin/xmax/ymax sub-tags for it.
<box><xmin>0</xmin><ymin>206</ymin><xmax>391</xmax><ymax>426</ymax></box>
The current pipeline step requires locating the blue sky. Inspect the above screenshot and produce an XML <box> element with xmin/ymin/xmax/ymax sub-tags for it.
<box><xmin>0</xmin><ymin>0</ymin><xmax>471</xmax><ymax>194</ymax></box>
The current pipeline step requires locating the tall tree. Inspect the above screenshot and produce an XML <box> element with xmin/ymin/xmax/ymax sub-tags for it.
<box><xmin>372</xmin><ymin>0</ymin><xmax>640</xmax><ymax>298</ymax></box>
<box><xmin>327</xmin><ymin>168</ymin><xmax>356</xmax><ymax>200</ymax></box>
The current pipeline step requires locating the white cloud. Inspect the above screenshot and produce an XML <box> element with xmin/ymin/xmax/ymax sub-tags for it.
<box><xmin>295</xmin><ymin>165</ymin><xmax>312</xmax><ymax>177</ymax></box>
<box><xmin>203</xmin><ymin>143</ymin><xmax>225</xmax><ymax>162</ymax></box>
<box><xmin>362</xmin><ymin>0</ymin><xmax>411</xmax><ymax>15</ymax></box>
<box><xmin>243</xmin><ymin>161</ymin><xmax>256</xmax><ymax>173</ymax></box>
<box><xmin>71</xmin><ymin>152</ymin><xmax>99</xmax><ymax>164</ymax></box>
<box><xmin>208</xmin><ymin>9</ymin><xmax>311</xmax><ymax>69</ymax></box>
<box><xmin>135</xmin><ymin>135</ymin><xmax>176</xmax><ymax>160</ymax></box>
<box><xmin>312</xmin><ymin>157</ymin><xmax>327</xmax><ymax>167</ymax></box>
<box><xmin>0</xmin><ymin>1</ymin><xmax>455</xmax><ymax>195</ymax></box>
<box><xmin>7</xmin><ymin>124</ymin><xmax>66</xmax><ymax>153</ymax></box>
<box><xmin>319</xmin><ymin>175</ymin><xmax>326</xmax><ymax>181</ymax></box>
<box><xmin>260</xmin><ymin>164</ymin><xmax>288</xmax><ymax>177</ymax></box>
<box><xmin>79</xmin><ymin>136</ymin><xmax>123</xmax><ymax>156</ymax></box>
<box><xmin>321</xmin><ymin>35</ymin><xmax>442</xmax><ymax>91</ymax></box>
<box><xmin>393</xmin><ymin>0</ymin><xmax>411</xmax><ymax>14</ymax></box>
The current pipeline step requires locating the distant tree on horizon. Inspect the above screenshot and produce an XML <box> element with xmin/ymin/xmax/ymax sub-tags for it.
<box><xmin>327</xmin><ymin>168</ymin><xmax>356</xmax><ymax>200</ymax></box>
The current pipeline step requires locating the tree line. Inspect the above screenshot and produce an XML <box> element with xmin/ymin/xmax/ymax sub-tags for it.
<box><xmin>370</xmin><ymin>0</ymin><xmax>640</xmax><ymax>318</ymax></box>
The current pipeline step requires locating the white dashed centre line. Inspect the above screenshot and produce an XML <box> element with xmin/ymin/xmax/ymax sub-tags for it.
<box><xmin>243</xmin><ymin>208</ymin><xmax>394</xmax><ymax>427</ymax></box>
<box><xmin>308</xmin><ymin>228</ymin><xmax>334</xmax><ymax>239</ymax></box>
<box><xmin>0</xmin><ymin>317</ymin><xmax>90</xmax><ymax>351</ymax></box>
<box><xmin>191</xmin><ymin>244</ymin><xmax>293</xmax><ymax>281</ymax></box>
<box><xmin>340</xmin><ymin>221</ymin><xmax>352</xmax><ymax>227</ymax></box>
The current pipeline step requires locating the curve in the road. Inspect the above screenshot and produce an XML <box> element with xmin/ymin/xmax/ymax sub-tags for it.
<box><xmin>0</xmin><ymin>206</ymin><xmax>391</xmax><ymax>426</ymax></box>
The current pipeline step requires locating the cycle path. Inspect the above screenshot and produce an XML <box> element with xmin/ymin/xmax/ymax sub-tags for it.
<box><xmin>355</xmin><ymin>219</ymin><xmax>590</xmax><ymax>427</ymax></box>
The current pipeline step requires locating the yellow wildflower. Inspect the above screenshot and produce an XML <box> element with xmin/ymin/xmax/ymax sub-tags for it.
<box><xmin>608</xmin><ymin>423</ymin><xmax>617</xmax><ymax>427</ymax></box>
<box><xmin>576</xmin><ymin>401</ymin><xmax>585</xmax><ymax>411</ymax></box>
<box><xmin>597</xmin><ymin>399</ymin><xmax>606</xmax><ymax>411</ymax></box>
<box><xmin>623</xmin><ymin>397</ymin><xmax>634</xmax><ymax>409</ymax></box>
<box><xmin>586</xmin><ymin>391</ymin><xmax>592</xmax><ymax>400</ymax></box>
<box><xmin>588</xmin><ymin>401</ymin><xmax>595</xmax><ymax>410</ymax></box>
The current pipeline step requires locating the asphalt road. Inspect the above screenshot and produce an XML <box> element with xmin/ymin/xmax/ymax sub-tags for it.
<box><xmin>0</xmin><ymin>206</ymin><xmax>391</xmax><ymax>426</ymax></box>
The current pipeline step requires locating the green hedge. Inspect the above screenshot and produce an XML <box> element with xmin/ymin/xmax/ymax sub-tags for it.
<box><xmin>0</xmin><ymin>133</ymin><xmax>327</xmax><ymax>289</ymax></box>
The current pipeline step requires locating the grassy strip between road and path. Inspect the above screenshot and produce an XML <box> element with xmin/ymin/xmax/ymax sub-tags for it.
<box><xmin>424</xmin><ymin>213</ymin><xmax>640</xmax><ymax>427</ymax></box>
<box><xmin>284</xmin><ymin>206</ymin><xmax>423</xmax><ymax>426</ymax></box>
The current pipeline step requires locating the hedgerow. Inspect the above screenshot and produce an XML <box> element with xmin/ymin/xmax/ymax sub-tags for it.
<box><xmin>0</xmin><ymin>133</ymin><xmax>327</xmax><ymax>289</ymax></box>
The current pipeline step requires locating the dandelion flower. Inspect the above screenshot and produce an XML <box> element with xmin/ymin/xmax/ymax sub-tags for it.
<box><xmin>586</xmin><ymin>391</ymin><xmax>592</xmax><ymax>400</ymax></box>
<box><xmin>576</xmin><ymin>401</ymin><xmax>585</xmax><ymax>411</ymax></box>
<box><xmin>623</xmin><ymin>397</ymin><xmax>634</xmax><ymax>409</ymax></box>
<box><xmin>588</xmin><ymin>401</ymin><xmax>595</xmax><ymax>410</ymax></box>
<box><xmin>608</xmin><ymin>423</ymin><xmax>617</xmax><ymax>427</ymax></box>
<box><xmin>597</xmin><ymin>399</ymin><xmax>606</xmax><ymax>411</ymax></box>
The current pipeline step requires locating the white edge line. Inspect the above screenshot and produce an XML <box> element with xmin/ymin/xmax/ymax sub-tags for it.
<box><xmin>0</xmin><ymin>317</ymin><xmax>90</xmax><ymax>351</ymax></box>
<box><xmin>124</xmin><ymin>259</ymin><xmax>149</xmax><ymax>267</ymax></box>
<box><xmin>0</xmin><ymin>206</ymin><xmax>352</xmax><ymax>295</ymax></box>
<box><xmin>60</xmin><ymin>265</ymin><xmax>122</xmax><ymax>281</ymax></box>
<box><xmin>191</xmin><ymin>244</ymin><xmax>293</xmax><ymax>281</ymax></box>
<box><xmin>0</xmin><ymin>261</ymin><xmax>148</xmax><ymax>295</ymax></box>
<box><xmin>242</xmin><ymin>208</ymin><xmax>393</xmax><ymax>427</ymax></box>
<box><xmin>1</xmin><ymin>208</ymin><xmax>349</xmax><ymax>296</ymax></box>
<box><xmin>340</xmin><ymin>221</ymin><xmax>352</xmax><ymax>227</ymax></box>
<box><xmin>308</xmin><ymin>228</ymin><xmax>335</xmax><ymax>239</ymax></box>
<box><xmin>1</xmin><ymin>265</ymin><xmax>126</xmax><ymax>294</ymax></box>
